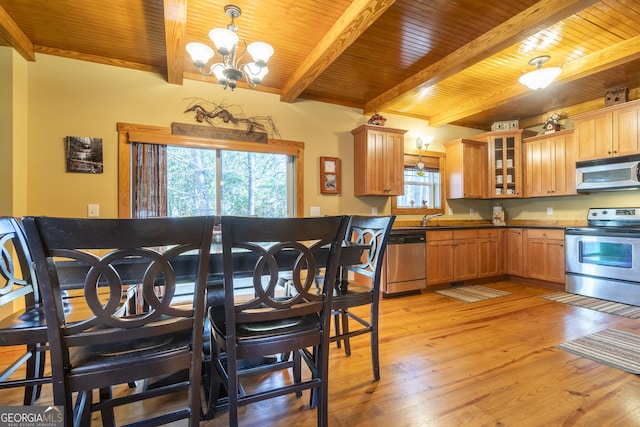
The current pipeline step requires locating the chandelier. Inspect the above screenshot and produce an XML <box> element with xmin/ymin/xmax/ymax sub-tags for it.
<box><xmin>518</xmin><ymin>56</ymin><xmax>561</xmax><ymax>90</ymax></box>
<box><xmin>186</xmin><ymin>4</ymin><xmax>274</xmax><ymax>90</ymax></box>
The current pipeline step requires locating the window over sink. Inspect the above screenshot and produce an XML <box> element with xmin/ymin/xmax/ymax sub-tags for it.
<box><xmin>392</xmin><ymin>153</ymin><xmax>444</xmax><ymax>215</ymax></box>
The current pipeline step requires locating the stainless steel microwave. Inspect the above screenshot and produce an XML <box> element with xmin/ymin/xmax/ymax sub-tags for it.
<box><xmin>576</xmin><ymin>154</ymin><xmax>640</xmax><ymax>192</ymax></box>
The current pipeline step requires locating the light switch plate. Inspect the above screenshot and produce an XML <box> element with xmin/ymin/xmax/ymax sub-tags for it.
<box><xmin>310</xmin><ymin>206</ymin><xmax>321</xmax><ymax>217</ymax></box>
<box><xmin>547</xmin><ymin>207</ymin><xmax>553</xmax><ymax>216</ymax></box>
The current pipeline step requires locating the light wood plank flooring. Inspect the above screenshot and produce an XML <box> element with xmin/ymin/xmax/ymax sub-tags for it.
<box><xmin>2</xmin><ymin>281</ymin><xmax>640</xmax><ymax>426</ymax></box>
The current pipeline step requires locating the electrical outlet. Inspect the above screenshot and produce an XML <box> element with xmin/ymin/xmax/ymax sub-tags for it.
<box><xmin>88</xmin><ymin>204</ymin><xmax>99</xmax><ymax>217</ymax></box>
<box><xmin>547</xmin><ymin>207</ymin><xmax>554</xmax><ymax>216</ymax></box>
<box><xmin>448</xmin><ymin>207</ymin><xmax>453</xmax><ymax>216</ymax></box>
<box><xmin>372</xmin><ymin>207</ymin><xmax>378</xmax><ymax>215</ymax></box>
<box><xmin>310</xmin><ymin>206</ymin><xmax>321</xmax><ymax>217</ymax></box>
<box><xmin>470</xmin><ymin>208</ymin><xmax>475</xmax><ymax>215</ymax></box>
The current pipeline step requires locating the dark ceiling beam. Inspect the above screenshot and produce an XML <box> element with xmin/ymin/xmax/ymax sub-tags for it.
<box><xmin>163</xmin><ymin>0</ymin><xmax>187</xmax><ymax>85</ymax></box>
<box><xmin>364</xmin><ymin>0</ymin><xmax>600</xmax><ymax>116</ymax></box>
<box><xmin>280</xmin><ymin>0</ymin><xmax>396</xmax><ymax>103</ymax></box>
<box><xmin>0</xmin><ymin>4</ymin><xmax>34</xmax><ymax>61</ymax></box>
<box><xmin>429</xmin><ymin>34</ymin><xmax>640</xmax><ymax>127</ymax></box>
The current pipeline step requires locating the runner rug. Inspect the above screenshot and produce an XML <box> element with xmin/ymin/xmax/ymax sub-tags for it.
<box><xmin>434</xmin><ymin>285</ymin><xmax>510</xmax><ymax>303</ymax></box>
<box><xmin>541</xmin><ymin>292</ymin><xmax>640</xmax><ymax>319</ymax></box>
<box><xmin>558</xmin><ymin>329</ymin><xmax>640</xmax><ymax>374</ymax></box>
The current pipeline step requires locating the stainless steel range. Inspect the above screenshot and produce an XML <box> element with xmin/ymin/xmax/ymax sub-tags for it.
<box><xmin>565</xmin><ymin>208</ymin><xmax>640</xmax><ymax>305</ymax></box>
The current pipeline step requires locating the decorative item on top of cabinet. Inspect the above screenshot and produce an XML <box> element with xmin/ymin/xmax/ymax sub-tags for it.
<box><xmin>573</xmin><ymin>98</ymin><xmax>640</xmax><ymax>161</ymax></box>
<box><xmin>523</xmin><ymin>130</ymin><xmax>576</xmax><ymax>198</ymax></box>
<box><xmin>352</xmin><ymin>125</ymin><xmax>407</xmax><ymax>196</ymax></box>
<box><xmin>488</xmin><ymin>130</ymin><xmax>536</xmax><ymax>199</ymax></box>
<box><xmin>444</xmin><ymin>138</ymin><xmax>488</xmax><ymax>199</ymax></box>
<box><xmin>605</xmin><ymin>88</ymin><xmax>629</xmax><ymax>106</ymax></box>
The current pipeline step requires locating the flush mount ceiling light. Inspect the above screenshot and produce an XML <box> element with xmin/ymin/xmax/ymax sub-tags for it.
<box><xmin>186</xmin><ymin>4</ymin><xmax>274</xmax><ymax>90</ymax></box>
<box><xmin>518</xmin><ymin>56</ymin><xmax>561</xmax><ymax>90</ymax></box>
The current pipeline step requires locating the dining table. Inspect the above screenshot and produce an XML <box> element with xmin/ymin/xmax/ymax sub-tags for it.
<box><xmin>52</xmin><ymin>239</ymin><xmax>370</xmax><ymax>409</ymax></box>
<box><xmin>55</xmin><ymin>240</ymin><xmax>369</xmax><ymax>295</ymax></box>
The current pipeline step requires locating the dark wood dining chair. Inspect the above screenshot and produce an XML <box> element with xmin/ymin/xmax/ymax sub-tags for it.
<box><xmin>206</xmin><ymin>215</ymin><xmax>348</xmax><ymax>427</ymax></box>
<box><xmin>22</xmin><ymin>215</ymin><xmax>214</xmax><ymax>427</ymax></box>
<box><xmin>0</xmin><ymin>217</ymin><xmax>50</xmax><ymax>405</ymax></box>
<box><xmin>330</xmin><ymin>215</ymin><xmax>395</xmax><ymax>380</ymax></box>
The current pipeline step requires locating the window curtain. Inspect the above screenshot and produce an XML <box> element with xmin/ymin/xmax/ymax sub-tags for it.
<box><xmin>132</xmin><ymin>143</ymin><xmax>167</xmax><ymax>218</ymax></box>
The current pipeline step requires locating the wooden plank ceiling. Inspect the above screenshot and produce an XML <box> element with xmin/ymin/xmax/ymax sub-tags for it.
<box><xmin>2</xmin><ymin>0</ymin><xmax>640</xmax><ymax>130</ymax></box>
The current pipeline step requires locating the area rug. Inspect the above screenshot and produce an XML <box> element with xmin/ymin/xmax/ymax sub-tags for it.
<box><xmin>558</xmin><ymin>329</ymin><xmax>640</xmax><ymax>374</ymax></box>
<box><xmin>541</xmin><ymin>292</ymin><xmax>640</xmax><ymax>319</ymax></box>
<box><xmin>434</xmin><ymin>285</ymin><xmax>510</xmax><ymax>303</ymax></box>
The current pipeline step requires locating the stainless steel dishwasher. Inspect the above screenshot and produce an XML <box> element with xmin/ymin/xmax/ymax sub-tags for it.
<box><xmin>382</xmin><ymin>230</ymin><xmax>426</xmax><ymax>296</ymax></box>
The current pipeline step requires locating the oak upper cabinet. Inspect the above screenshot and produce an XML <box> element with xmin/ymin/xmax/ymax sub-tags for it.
<box><xmin>444</xmin><ymin>139</ymin><xmax>487</xmax><ymax>199</ymax></box>
<box><xmin>523</xmin><ymin>228</ymin><xmax>565</xmax><ymax>284</ymax></box>
<box><xmin>523</xmin><ymin>130</ymin><xmax>576</xmax><ymax>197</ymax></box>
<box><xmin>352</xmin><ymin>125</ymin><xmax>407</xmax><ymax>196</ymax></box>
<box><xmin>573</xmin><ymin>99</ymin><xmax>640</xmax><ymax>161</ymax></box>
<box><xmin>488</xmin><ymin>130</ymin><xmax>536</xmax><ymax>198</ymax></box>
<box><xmin>506</xmin><ymin>228</ymin><xmax>523</xmax><ymax>277</ymax></box>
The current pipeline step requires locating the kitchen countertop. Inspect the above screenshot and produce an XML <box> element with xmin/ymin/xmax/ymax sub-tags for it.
<box><xmin>391</xmin><ymin>220</ymin><xmax>585</xmax><ymax>233</ymax></box>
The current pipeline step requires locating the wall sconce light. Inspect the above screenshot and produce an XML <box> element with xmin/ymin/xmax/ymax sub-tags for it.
<box><xmin>415</xmin><ymin>136</ymin><xmax>434</xmax><ymax>170</ymax></box>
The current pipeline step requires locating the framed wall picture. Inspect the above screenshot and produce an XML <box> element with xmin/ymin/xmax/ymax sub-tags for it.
<box><xmin>320</xmin><ymin>156</ymin><xmax>340</xmax><ymax>194</ymax></box>
<box><xmin>65</xmin><ymin>136</ymin><xmax>104</xmax><ymax>173</ymax></box>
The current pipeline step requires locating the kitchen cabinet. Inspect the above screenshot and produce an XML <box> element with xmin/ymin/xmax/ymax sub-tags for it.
<box><xmin>426</xmin><ymin>229</ymin><xmax>479</xmax><ymax>285</ymax></box>
<box><xmin>523</xmin><ymin>130</ymin><xmax>576</xmax><ymax>197</ymax></box>
<box><xmin>488</xmin><ymin>130</ymin><xmax>536</xmax><ymax>198</ymax></box>
<box><xmin>523</xmin><ymin>229</ymin><xmax>565</xmax><ymax>284</ymax></box>
<box><xmin>352</xmin><ymin>125</ymin><xmax>407</xmax><ymax>196</ymax></box>
<box><xmin>426</xmin><ymin>231</ymin><xmax>454</xmax><ymax>285</ymax></box>
<box><xmin>477</xmin><ymin>228</ymin><xmax>506</xmax><ymax>277</ymax></box>
<box><xmin>573</xmin><ymin>99</ymin><xmax>640</xmax><ymax>161</ymax></box>
<box><xmin>453</xmin><ymin>233</ymin><xmax>478</xmax><ymax>281</ymax></box>
<box><xmin>444</xmin><ymin>139</ymin><xmax>487</xmax><ymax>199</ymax></box>
<box><xmin>506</xmin><ymin>228</ymin><xmax>523</xmax><ymax>277</ymax></box>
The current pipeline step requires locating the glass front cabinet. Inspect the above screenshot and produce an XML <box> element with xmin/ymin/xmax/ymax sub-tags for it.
<box><xmin>488</xmin><ymin>130</ymin><xmax>536</xmax><ymax>198</ymax></box>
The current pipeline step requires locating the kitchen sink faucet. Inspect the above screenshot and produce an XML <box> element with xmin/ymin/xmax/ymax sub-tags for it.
<box><xmin>422</xmin><ymin>213</ymin><xmax>443</xmax><ymax>227</ymax></box>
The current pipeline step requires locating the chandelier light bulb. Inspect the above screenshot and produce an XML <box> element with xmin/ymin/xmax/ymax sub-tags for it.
<box><xmin>185</xmin><ymin>43</ymin><xmax>214</xmax><ymax>68</ymax></box>
<box><xmin>247</xmin><ymin>42</ymin><xmax>275</xmax><ymax>67</ymax></box>
<box><xmin>209</xmin><ymin>28</ymin><xmax>239</xmax><ymax>56</ymax></box>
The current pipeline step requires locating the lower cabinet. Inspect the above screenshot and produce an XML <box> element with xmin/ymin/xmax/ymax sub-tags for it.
<box><xmin>426</xmin><ymin>233</ymin><xmax>454</xmax><ymax>285</ymax></box>
<box><xmin>425</xmin><ymin>227</ymin><xmax>563</xmax><ymax>286</ymax></box>
<box><xmin>477</xmin><ymin>228</ymin><xmax>506</xmax><ymax>277</ymax></box>
<box><xmin>506</xmin><ymin>228</ymin><xmax>523</xmax><ymax>276</ymax></box>
<box><xmin>426</xmin><ymin>228</ymin><xmax>504</xmax><ymax>285</ymax></box>
<box><xmin>523</xmin><ymin>229</ymin><xmax>565</xmax><ymax>283</ymax></box>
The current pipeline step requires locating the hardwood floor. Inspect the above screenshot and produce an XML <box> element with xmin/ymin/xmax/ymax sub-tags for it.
<box><xmin>3</xmin><ymin>281</ymin><xmax>640</xmax><ymax>426</ymax></box>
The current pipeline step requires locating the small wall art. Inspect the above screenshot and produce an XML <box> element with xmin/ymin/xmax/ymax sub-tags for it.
<box><xmin>320</xmin><ymin>156</ymin><xmax>340</xmax><ymax>194</ymax></box>
<box><xmin>65</xmin><ymin>136</ymin><xmax>103</xmax><ymax>173</ymax></box>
